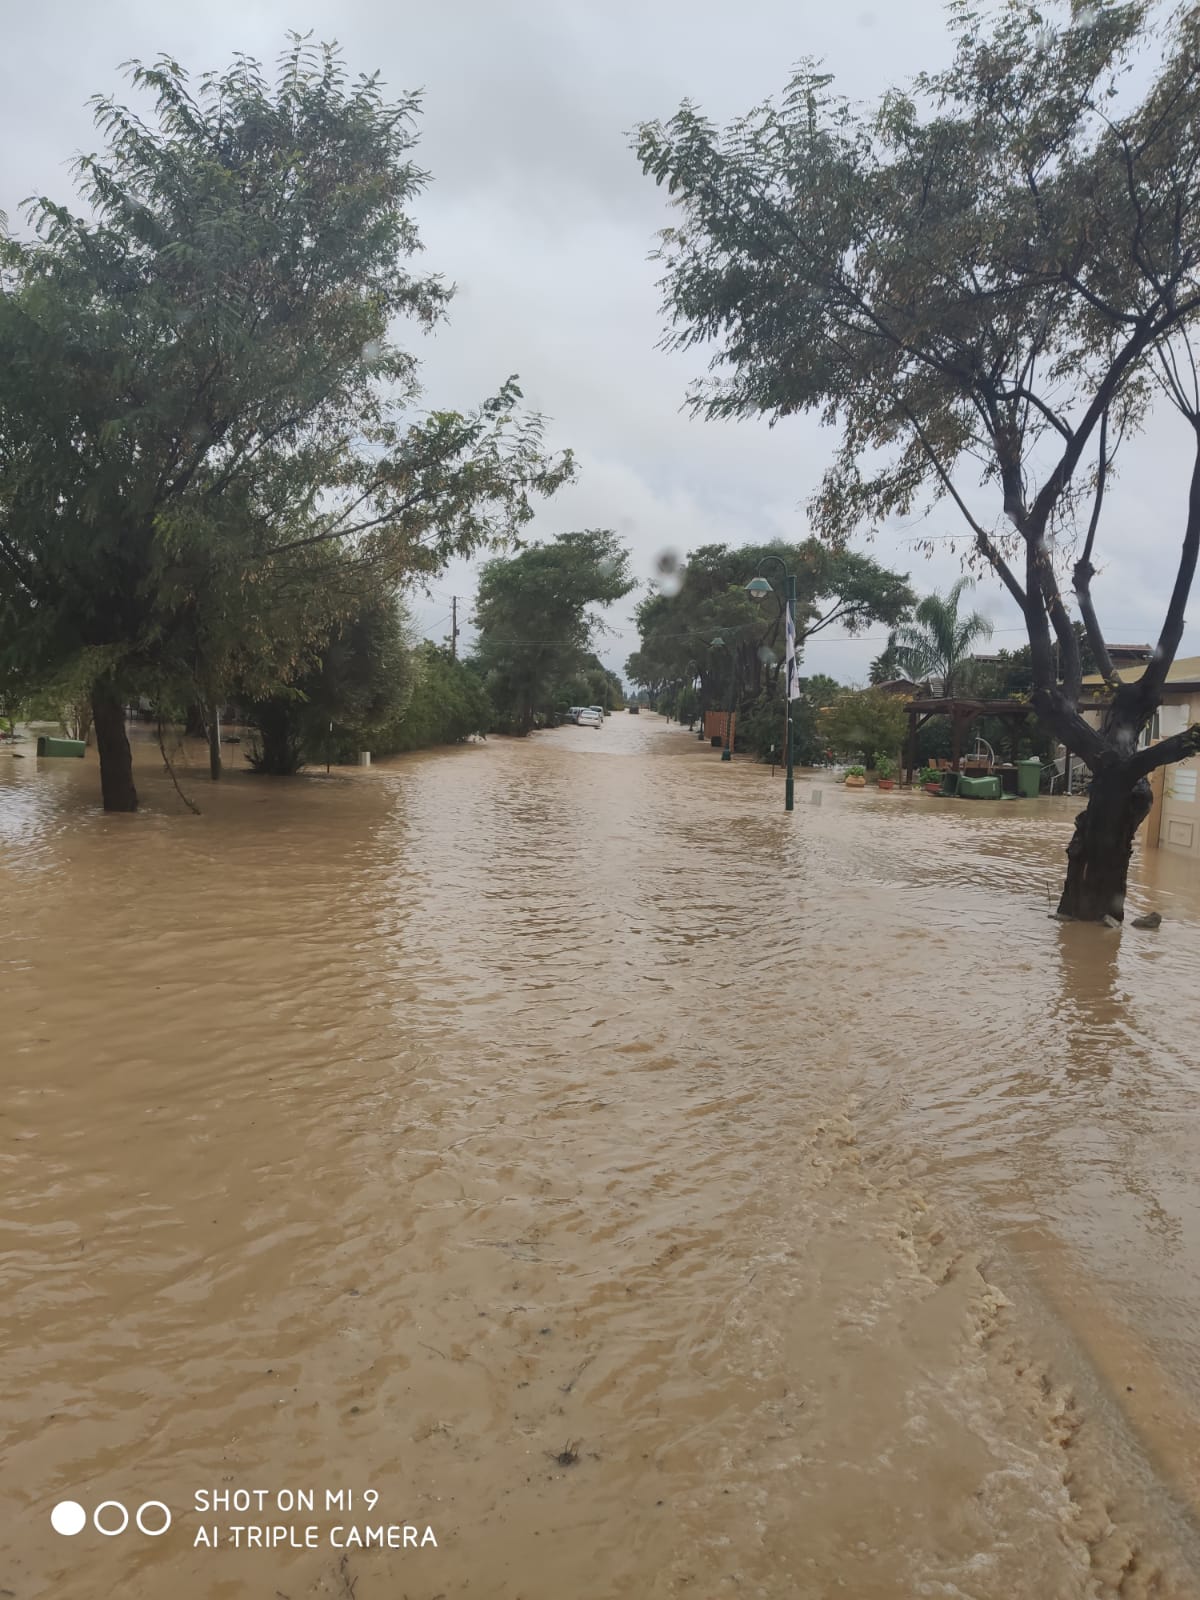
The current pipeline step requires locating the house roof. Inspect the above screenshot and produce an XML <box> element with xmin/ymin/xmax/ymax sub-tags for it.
<box><xmin>1081</xmin><ymin>654</ymin><xmax>1200</xmax><ymax>690</ymax></box>
<box><xmin>904</xmin><ymin>697</ymin><xmax>1036</xmax><ymax>719</ymax></box>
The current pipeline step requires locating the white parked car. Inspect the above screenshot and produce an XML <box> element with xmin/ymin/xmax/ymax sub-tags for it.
<box><xmin>577</xmin><ymin>708</ymin><xmax>602</xmax><ymax>728</ymax></box>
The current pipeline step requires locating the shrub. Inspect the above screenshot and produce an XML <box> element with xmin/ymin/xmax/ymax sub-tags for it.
<box><xmin>374</xmin><ymin>644</ymin><xmax>492</xmax><ymax>753</ymax></box>
<box><xmin>822</xmin><ymin>687</ymin><xmax>906</xmax><ymax>769</ymax></box>
<box><xmin>738</xmin><ymin>693</ymin><xmax>789</xmax><ymax>761</ymax></box>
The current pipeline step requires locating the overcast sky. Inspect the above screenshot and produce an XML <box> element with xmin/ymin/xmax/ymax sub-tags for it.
<box><xmin>3</xmin><ymin>1</ymin><xmax>1196</xmax><ymax>685</ymax></box>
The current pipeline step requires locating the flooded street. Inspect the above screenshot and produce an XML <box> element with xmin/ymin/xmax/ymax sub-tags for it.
<box><xmin>4</xmin><ymin>712</ymin><xmax>1200</xmax><ymax>1597</ymax></box>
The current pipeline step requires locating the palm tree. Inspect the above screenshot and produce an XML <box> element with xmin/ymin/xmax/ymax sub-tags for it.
<box><xmin>892</xmin><ymin>578</ymin><xmax>993</xmax><ymax>698</ymax></box>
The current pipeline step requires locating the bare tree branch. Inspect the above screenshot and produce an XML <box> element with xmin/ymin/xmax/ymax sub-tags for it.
<box><xmin>1073</xmin><ymin>407</ymin><xmax>1116</xmax><ymax>684</ymax></box>
<box><xmin>1128</xmin><ymin>721</ymin><xmax>1200</xmax><ymax>780</ymax></box>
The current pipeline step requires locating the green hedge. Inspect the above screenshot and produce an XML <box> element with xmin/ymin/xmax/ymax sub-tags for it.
<box><xmin>372</xmin><ymin>645</ymin><xmax>492</xmax><ymax>755</ymax></box>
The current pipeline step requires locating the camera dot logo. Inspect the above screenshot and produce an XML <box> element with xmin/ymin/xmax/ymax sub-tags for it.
<box><xmin>50</xmin><ymin>1502</ymin><xmax>87</xmax><ymax>1537</ymax></box>
<box><xmin>49</xmin><ymin>1500</ymin><xmax>172</xmax><ymax>1538</ymax></box>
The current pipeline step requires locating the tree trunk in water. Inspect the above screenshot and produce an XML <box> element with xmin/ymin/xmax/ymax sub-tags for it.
<box><xmin>1056</xmin><ymin>767</ymin><xmax>1152</xmax><ymax>922</ymax></box>
<box><xmin>248</xmin><ymin>700</ymin><xmax>305</xmax><ymax>775</ymax></box>
<box><xmin>91</xmin><ymin>680</ymin><xmax>138</xmax><ymax>812</ymax></box>
<box><xmin>207</xmin><ymin>706</ymin><xmax>222</xmax><ymax>782</ymax></box>
<box><xmin>184</xmin><ymin>702</ymin><xmax>207</xmax><ymax>739</ymax></box>
<box><xmin>260</xmin><ymin>722</ymin><xmax>295</xmax><ymax>773</ymax></box>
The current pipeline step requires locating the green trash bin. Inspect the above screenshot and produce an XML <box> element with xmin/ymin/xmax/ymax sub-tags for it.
<box><xmin>941</xmin><ymin>770</ymin><xmax>960</xmax><ymax>796</ymax></box>
<box><xmin>1017</xmin><ymin>757</ymin><xmax>1042</xmax><ymax>798</ymax></box>
<box><xmin>957</xmin><ymin>774</ymin><xmax>1002</xmax><ymax>800</ymax></box>
<box><xmin>36</xmin><ymin>736</ymin><xmax>87</xmax><ymax>758</ymax></box>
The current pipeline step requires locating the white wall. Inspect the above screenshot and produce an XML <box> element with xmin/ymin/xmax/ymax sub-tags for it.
<box><xmin>1082</xmin><ymin>693</ymin><xmax>1191</xmax><ymax>743</ymax></box>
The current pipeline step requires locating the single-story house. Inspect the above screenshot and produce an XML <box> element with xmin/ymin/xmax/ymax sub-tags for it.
<box><xmin>1081</xmin><ymin>654</ymin><xmax>1200</xmax><ymax>860</ymax></box>
<box><xmin>873</xmin><ymin>677</ymin><xmax>923</xmax><ymax>697</ymax></box>
<box><xmin>1079</xmin><ymin>653</ymin><xmax>1199</xmax><ymax>745</ymax></box>
<box><xmin>875</xmin><ymin>676</ymin><xmax>943</xmax><ymax>698</ymax></box>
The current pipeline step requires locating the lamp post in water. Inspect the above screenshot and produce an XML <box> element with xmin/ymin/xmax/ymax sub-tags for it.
<box><xmin>710</xmin><ymin>636</ymin><xmax>736</xmax><ymax>762</ymax></box>
<box><xmin>686</xmin><ymin>659</ymin><xmax>706</xmax><ymax>740</ymax></box>
<box><xmin>746</xmin><ymin>557</ymin><xmax>797</xmax><ymax>812</ymax></box>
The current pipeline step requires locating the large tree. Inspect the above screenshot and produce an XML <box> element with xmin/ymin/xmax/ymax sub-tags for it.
<box><xmin>625</xmin><ymin>538</ymin><xmax>913</xmax><ymax>721</ymax></box>
<box><xmin>0</xmin><ymin>37</ymin><xmax>571</xmax><ymax>810</ymax></box>
<box><xmin>246</xmin><ymin>580</ymin><xmax>418</xmax><ymax>775</ymax></box>
<box><xmin>473</xmin><ymin>530</ymin><xmax>634</xmax><ymax>733</ymax></box>
<box><xmin>636</xmin><ymin>1</ymin><xmax>1200</xmax><ymax>920</ymax></box>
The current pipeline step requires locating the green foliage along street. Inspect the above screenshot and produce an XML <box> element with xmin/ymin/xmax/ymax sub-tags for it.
<box><xmin>624</xmin><ymin>539</ymin><xmax>912</xmax><ymax>748</ymax></box>
<box><xmin>473</xmin><ymin>531</ymin><xmax>634</xmax><ymax>734</ymax></box>
<box><xmin>0</xmin><ymin>37</ymin><xmax>572</xmax><ymax>809</ymax></box>
<box><xmin>246</xmin><ymin>591</ymin><xmax>420</xmax><ymax>775</ymax></box>
<box><xmin>821</xmin><ymin>689</ymin><xmax>909</xmax><ymax>772</ymax></box>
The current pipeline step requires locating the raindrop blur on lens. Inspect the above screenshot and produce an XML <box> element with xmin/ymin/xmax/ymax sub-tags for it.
<box><xmin>654</xmin><ymin>548</ymin><xmax>683</xmax><ymax>597</ymax></box>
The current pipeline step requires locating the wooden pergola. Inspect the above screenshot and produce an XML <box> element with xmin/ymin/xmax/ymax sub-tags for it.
<box><xmin>904</xmin><ymin>697</ymin><xmax>1037</xmax><ymax>786</ymax></box>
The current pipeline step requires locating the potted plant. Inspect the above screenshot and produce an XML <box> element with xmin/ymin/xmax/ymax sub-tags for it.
<box><xmin>844</xmin><ymin>764</ymin><xmax>867</xmax><ymax>788</ymax></box>
<box><xmin>918</xmin><ymin>764</ymin><xmax>943</xmax><ymax>795</ymax></box>
<box><xmin>874</xmin><ymin>753</ymin><xmax>895</xmax><ymax>790</ymax></box>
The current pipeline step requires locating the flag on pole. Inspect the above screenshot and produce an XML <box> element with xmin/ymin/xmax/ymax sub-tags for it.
<box><xmin>784</xmin><ymin>603</ymin><xmax>801</xmax><ymax>701</ymax></box>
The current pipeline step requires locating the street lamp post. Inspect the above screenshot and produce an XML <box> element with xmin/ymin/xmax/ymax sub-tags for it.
<box><xmin>686</xmin><ymin>659</ymin><xmax>706</xmax><ymax>740</ymax></box>
<box><xmin>746</xmin><ymin>558</ymin><xmax>797</xmax><ymax>812</ymax></box>
<box><xmin>710</xmin><ymin>636</ymin><xmax>735</xmax><ymax>761</ymax></box>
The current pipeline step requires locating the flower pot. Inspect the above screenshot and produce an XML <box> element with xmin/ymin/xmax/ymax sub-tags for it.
<box><xmin>877</xmin><ymin>778</ymin><xmax>894</xmax><ymax>790</ymax></box>
<box><xmin>844</xmin><ymin>774</ymin><xmax>867</xmax><ymax>788</ymax></box>
<box><xmin>924</xmin><ymin>782</ymin><xmax>943</xmax><ymax>795</ymax></box>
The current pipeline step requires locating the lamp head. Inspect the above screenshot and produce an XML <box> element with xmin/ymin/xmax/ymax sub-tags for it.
<box><xmin>745</xmin><ymin>576</ymin><xmax>773</xmax><ymax>602</ymax></box>
<box><xmin>710</xmin><ymin>635</ymin><xmax>725</xmax><ymax>649</ymax></box>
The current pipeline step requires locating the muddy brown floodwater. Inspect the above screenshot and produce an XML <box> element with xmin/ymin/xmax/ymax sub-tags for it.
<box><xmin>4</xmin><ymin>713</ymin><xmax>1200</xmax><ymax>1598</ymax></box>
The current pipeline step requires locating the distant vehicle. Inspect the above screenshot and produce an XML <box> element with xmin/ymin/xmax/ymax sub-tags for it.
<box><xmin>577</xmin><ymin>709</ymin><xmax>602</xmax><ymax>729</ymax></box>
<box><xmin>628</xmin><ymin>703</ymin><xmax>640</xmax><ymax>714</ymax></box>
<box><xmin>564</xmin><ymin>706</ymin><xmax>585</xmax><ymax>724</ymax></box>
<box><xmin>587</xmin><ymin>705</ymin><xmax>605</xmax><ymax>719</ymax></box>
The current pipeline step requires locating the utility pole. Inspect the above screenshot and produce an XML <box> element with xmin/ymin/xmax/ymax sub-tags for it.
<box><xmin>450</xmin><ymin>596</ymin><xmax>459</xmax><ymax>661</ymax></box>
<box><xmin>745</xmin><ymin>559</ymin><xmax>796</xmax><ymax>810</ymax></box>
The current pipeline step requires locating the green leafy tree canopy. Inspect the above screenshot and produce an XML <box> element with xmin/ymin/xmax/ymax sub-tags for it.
<box><xmin>625</xmin><ymin>538</ymin><xmax>912</xmax><ymax>718</ymax></box>
<box><xmin>0</xmin><ymin>35</ymin><xmax>573</xmax><ymax>808</ymax></box>
<box><xmin>822</xmin><ymin>688</ymin><xmax>908</xmax><ymax>770</ymax></box>
<box><xmin>474</xmin><ymin>530</ymin><xmax>634</xmax><ymax>734</ymax></box>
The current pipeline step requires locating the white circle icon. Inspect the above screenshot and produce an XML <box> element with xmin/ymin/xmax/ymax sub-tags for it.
<box><xmin>93</xmin><ymin>1501</ymin><xmax>130</xmax><ymax>1536</ymax></box>
<box><xmin>51</xmin><ymin>1501</ymin><xmax>87</xmax><ymax>1537</ymax></box>
<box><xmin>136</xmin><ymin>1501</ymin><xmax>171</xmax><ymax>1536</ymax></box>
